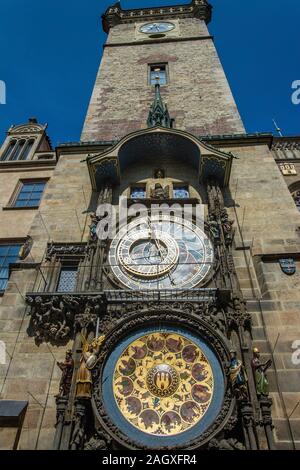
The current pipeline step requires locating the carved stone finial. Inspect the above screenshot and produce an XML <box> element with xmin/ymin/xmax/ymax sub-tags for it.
<box><xmin>147</xmin><ymin>83</ymin><xmax>172</xmax><ymax>128</ymax></box>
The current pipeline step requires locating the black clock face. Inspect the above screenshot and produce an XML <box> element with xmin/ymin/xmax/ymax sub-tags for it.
<box><xmin>140</xmin><ymin>22</ymin><xmax>175</xmax><ymax>34</ymax></box>
<box><xmin>108</xmin><ymin>215</ymin><xmax>214</xmax><ymax>290</ymax></box>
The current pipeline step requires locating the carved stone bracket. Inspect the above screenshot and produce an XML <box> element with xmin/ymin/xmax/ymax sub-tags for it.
<box><xmin>26</xmin><ymin>294</ymin><xmax>107</xmax><ymax>344</ymax></box>
<box><xmin>84</xmin><ymin>429</ymin><xmax>112</xmax><ymax>451</ymax></box>
<box><xmin>227</xmin><ymin>295</ymin><xmax>251</xmax><ymax>331</ymax></box>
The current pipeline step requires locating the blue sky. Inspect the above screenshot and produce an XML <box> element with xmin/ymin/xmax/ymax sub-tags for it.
<box><xmin>0</xmin><ymin>0</ymin><xmax>299</xmax><ymax>147</ymax></box>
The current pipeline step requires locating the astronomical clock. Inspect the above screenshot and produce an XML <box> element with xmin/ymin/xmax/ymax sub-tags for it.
<box><xmin>108</xmin><ymin>215</ymin><xmax>214</xmax><ymax>290</ymax></box>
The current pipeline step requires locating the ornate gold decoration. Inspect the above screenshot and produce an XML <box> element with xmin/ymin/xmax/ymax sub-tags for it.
<box><xmin>113</xmin><ymin>332</ymin><xmax>214</xmax><ymax>436</ymax></box>
<box><xmin>146</xmin><ymin>364</ymin><xmax>180</xmax><ymax>397</ymax></box>
<box><xmin>75</xmin><ymin>334</ymin><xmax>105</xmax><ymax>399</ymax></box>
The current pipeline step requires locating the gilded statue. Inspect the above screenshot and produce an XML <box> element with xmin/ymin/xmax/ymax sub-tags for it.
<box><xmin>228</xmin><ymin>350</ymin><xmax>248</xmax><ymax>400</ymax></box>
<box><xmin>251</xmin><ymin>348</ymin><xmax>272</xmax><ymax>398</ymax></box>
<box><xmin>75</xmin><ymin>334</ymin><xmax>105</xmax><ymax>399</ymax></box>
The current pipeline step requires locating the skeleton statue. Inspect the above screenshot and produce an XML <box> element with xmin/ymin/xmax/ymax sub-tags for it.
<box><xmin>220</xmin><ymin>209</ymin><xmax>234</xmax><ymax>246</ymax></box>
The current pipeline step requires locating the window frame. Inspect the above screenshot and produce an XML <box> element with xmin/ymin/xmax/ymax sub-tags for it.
<box><xmin>130</xmin><ymin>184</ymin><xmax>147</xmax><ymax>199</ymax></box>
<box><xmin>56</xmin><ymin>263</ymin><xmax>79</xmax><ymax>293</ymax></box>
<box><xmin>8</xmin><ymin>178</ymin><xmax>48</xmax><ymax>209</ymax></box>
<box><xmin>172</xmin><ymin>183</ymin><xmax>190</xmax><ymax>199</ymax></box>
<box><xmin>148</xmin><ymin>63</ymin><xmax>169</xmax><ymax>86</ymax></box>
<box><xmin>0</xmin><ymin>241</ymin><xmax>23</xmax><ymax>294</ymax></box>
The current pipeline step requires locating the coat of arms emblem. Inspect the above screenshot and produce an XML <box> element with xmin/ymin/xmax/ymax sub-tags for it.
<box><xmin>279</xmin><ymin>258</ymin><xmax>296</xmax><ymax>275</ymax></box>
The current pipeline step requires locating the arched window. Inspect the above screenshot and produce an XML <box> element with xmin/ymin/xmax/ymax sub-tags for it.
<box><xmin>10</xmin><ymin>139</ymin><xmax>26</xmax><ymax>161</ymax></box>
<box><xmin>1</xmin><ymin>140</ymin><xmax>17</xmax><ymax>161</ymax></box>
<box><xmin>20</xmin><ymin>139</ymin><xmax>35</xmax><ymax>160</ymax></box>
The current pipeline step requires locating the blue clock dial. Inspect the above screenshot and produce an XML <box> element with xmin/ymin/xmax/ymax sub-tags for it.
<box><xmin>140</xmin><ymin>22</ymin><xmax>175</xmax><ymax>34</ymax></box>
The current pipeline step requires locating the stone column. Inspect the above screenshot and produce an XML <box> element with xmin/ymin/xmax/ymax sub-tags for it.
<box><xmin>260</xmin><ymin>398</ymin><xmax>276</xmax><ymax>450</ymax></box>
<box><xmin>53</xmin><ymin>397</ymin><xmax>68</xmax><ymax>450</ymax></box>
<box><xmin>241</xmin><ymin>402</ymin><xmax>258</xmax><ymax>450</ymax></box>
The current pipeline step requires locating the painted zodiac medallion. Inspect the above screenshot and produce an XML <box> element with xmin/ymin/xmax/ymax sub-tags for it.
<box><xmin>113</xmin><ymin>332</ymin><xmax>214</xmax><ymax>436</ymax></box>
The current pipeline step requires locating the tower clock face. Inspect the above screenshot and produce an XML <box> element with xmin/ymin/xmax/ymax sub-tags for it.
<box><xmin>108</xmin><ymin>215</ymin><xmax>214</xmax><ymax>290</ymax></box>
<box><xmin>140</xmin><ymin>22</ymin><xmax>175</xmax><ymax>34</ymax></box>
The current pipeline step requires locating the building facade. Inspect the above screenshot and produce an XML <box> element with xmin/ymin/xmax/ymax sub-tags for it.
<box><xmin>0</xmin><ymin>0</ymin><xmax>300</xmax><ymax>450</ymax></box>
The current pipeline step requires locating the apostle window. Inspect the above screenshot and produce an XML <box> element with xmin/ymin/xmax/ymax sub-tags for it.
<box><xmin>173</xmin><ymin>185</ymin><xmax>190</xmax><ymax>199</ymax></box>
<box><xmin>130</xmin><ymin>186</ymin><xmax>146</xmax><ymax>199</ymax></box>
<box><xmin>11</xmin><ymin>180</ymin><xmax>47</xmax><ymax>208</ymax></box>
<box><xmin>149</xmin><ymin>64</ymin><xmax>167</xmax><ymax>86</ymax></box>
<box><xmin>0</xmin><ymin>244</ymin><xmax>22</xmax><ymax>292</ymax></box>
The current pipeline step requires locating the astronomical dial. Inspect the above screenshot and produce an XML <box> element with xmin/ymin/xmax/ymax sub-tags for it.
<box><xmin>108</xmin><ymin>215</ymin><xmax>214</xmax><ymax>290</ymax></box>
<box><xmin>140</xmin><ymin>22</ymin><xmax>175</xmax><ymax>34</ymax></box>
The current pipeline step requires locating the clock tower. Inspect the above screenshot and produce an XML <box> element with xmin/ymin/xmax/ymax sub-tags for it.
<box><xmin>81</xmin><ymin>0</ymin><xmax>244</xmax><ymax>141</ymax></box>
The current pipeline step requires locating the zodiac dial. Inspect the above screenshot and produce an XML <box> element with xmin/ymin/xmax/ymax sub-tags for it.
<box><xmin>113</xmin><ymin>332</ymin><xmax>214</xmax><ymax>437</ymax></box>
<box><xmin>108</xmin><ymin>215</ymin><xmax>214</xmax><ymax>290</ymax></box>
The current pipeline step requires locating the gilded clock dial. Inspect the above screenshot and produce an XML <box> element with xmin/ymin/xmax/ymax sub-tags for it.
<box><xmin>140</xmin><ymin>22</ymin><xmax>175</xmax><ymax>34</ymax></box>
<box><xmin>113</xmin><ymin>332</ymin><xmax>214</xmax><ymax>436</ymax></box>
<box><xmin>108</xmin><ymin>215</ymin><xmax>214</xmax><ymax>290</ymax></box>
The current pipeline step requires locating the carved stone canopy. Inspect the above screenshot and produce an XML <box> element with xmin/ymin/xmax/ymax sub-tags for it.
<box><xmin>87</xmin><ymin>127</ymin><xmax>234</xmax><ymax>190</ymax></box>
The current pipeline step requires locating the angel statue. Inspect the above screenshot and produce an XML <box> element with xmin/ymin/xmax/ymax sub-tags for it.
<box><xmin>150</xmin><ymin>183</ymin><xmax>170</xmax><ymax>199</ymax></box>
<box><xmin>75</xmin><ymin>334</ymin><xmax>105</xmax><ymax>399</ymax></box>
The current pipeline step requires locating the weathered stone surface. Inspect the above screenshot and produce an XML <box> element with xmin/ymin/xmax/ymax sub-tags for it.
<box><xmin>82</xmin><ymin>19</ymin><xmax>244</xmax><ymax>141</ymax></box>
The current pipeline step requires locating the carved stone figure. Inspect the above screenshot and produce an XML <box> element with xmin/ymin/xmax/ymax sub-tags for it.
<box><xmin>75</xmin><ymin>335</ymin><xmax>105</xmax><ymax>399</ymax></box>
<box><xmin>70</xmin><ymin>400</ymin><xmax>86</xmax><ymax>450</ymax></box>
<box><xmin>56</xmin><ymin>349</ymin><xmax>74</xmax><ymax>398</ymax></box>
<box><xmin>220</xmin><ymin>209</ymin><xmax>234</xmax><ymax>245</ymax></box>
<box><xmin>204</xmin><ymin>303</ymin><xmax>226</xmax><ymax>335</ymax></box>
<box><xmin>207</xmin><ymin>215</ymin><xmax>221</xmax><ymax>243</ymax></box>
<box><xmin>208</xmin><ymin>437</ymin><xmax>245</xmax><ymax>450</ymax></box>
<box><xmin>84</xmin><ymin>430</ymin><xmax>111</xmax><ymax>450</ymax></box>
<box><xmin>89</xmin><ymin>213</ymin><xmax>99</xmax><ymax>241</ymax></box>
<box><xmin>154</xmin><ymin>169</ymin><xmax>165</xmax><ymax>179</ymax></box>
<box><xmin>228</xmin><ymin>350</ymin><xmax>248</xmax><ymax>401</ymax></box>
<box><xmin>251</xmin><ymin>348</ymin><xmax>272</xmax><ymax>398</ymax></box>
<box><xmin>26</xmin><ymin>295</ymin><xmax>108</xmax><ymax>344</ymax></box>
<box><xmin>150</xmin><ymin>183</ymin><xmax>170</xmax><ymax>199</ymax></box>
<box><xmin>19</xmin><ymin>236</ymin><xmax>33</xmax><ymax>260</ymax></box>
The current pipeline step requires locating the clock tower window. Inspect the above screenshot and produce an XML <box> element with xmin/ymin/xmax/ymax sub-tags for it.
<box><xmin>149</xmin><ymin>64</ymin><xmax>167</xmax><ymax>86</ymax></box>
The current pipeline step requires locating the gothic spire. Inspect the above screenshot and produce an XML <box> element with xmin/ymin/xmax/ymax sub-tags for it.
<box><xmin>147</xmin><ymin>80</ymin><xmax>172</xmax><ymax>128</ymax></box>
